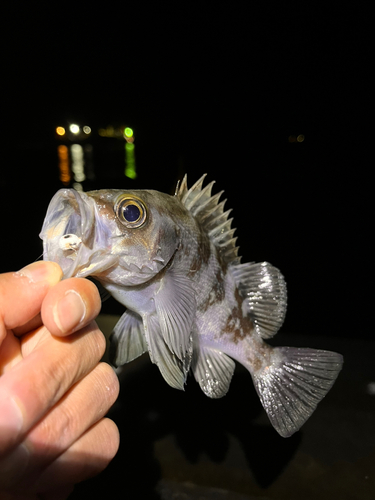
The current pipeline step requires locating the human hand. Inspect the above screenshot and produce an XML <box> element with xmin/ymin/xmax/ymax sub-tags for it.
<box><xmin>0</xmin><ymin>261</ymin><xmax>120</xmax><ymax>500</ymax></box>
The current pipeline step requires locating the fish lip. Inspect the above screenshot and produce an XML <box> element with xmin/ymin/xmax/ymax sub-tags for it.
<box><xmin>40</xmin><ymin>189</ymin><xmax>117</xmax><ymax>279</ymax></box>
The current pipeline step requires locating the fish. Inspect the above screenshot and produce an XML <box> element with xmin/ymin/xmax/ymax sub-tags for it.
<box><xmin>40</xmin><ymin>174</ymin><xmax>343</xmax><ymax>437</ymax></box>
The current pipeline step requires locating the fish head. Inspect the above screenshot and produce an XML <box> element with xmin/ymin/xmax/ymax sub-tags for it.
<box><xmin>40</xmin><ymin>188</ymin><xmax>183</xmax><ymax>285</ymax></box>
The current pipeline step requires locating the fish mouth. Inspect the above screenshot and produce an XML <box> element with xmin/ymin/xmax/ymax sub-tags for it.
<box><xmin>40</xmin><ymin>189</ymin><xmax>118</xmax><ymax>279</ymax></box>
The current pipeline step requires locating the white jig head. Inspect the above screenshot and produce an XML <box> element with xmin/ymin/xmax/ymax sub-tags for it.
<box><xmin>59</xmin><ymin>234</ymin><xmax>82</xmax><ymax>251</ymax></box>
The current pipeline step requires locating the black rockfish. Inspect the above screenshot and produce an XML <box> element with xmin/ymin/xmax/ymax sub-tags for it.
<box><xmin>40</xmin><ymin>174</ymin><xmax>343</xmax><ymax>437</ymax></box>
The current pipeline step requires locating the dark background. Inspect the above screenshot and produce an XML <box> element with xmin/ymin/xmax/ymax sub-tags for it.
<box><xmin>1</xmin><ymin>5</ymin><xmax>375</xmax><ymax>499</ymax></box>
<box><xmin>1</xmin><ymin>4</ymin><xmax>372</xmax><ymax>340</ymax></box>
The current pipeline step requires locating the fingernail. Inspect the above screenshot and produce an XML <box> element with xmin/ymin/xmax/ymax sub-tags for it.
<box><xmin>53</xmin><ymin>290</ymin><xmax>86</xmax><ymax>334</ymax></box>
<box><xmin>0</xmin><ymin>396</ymin><xmax>24</xmax><ymax>451</ymax></box>
<box><xmin>17</xmin><ymin>261</ymin><xmax>63</xmax><ymax>285</ymax></box>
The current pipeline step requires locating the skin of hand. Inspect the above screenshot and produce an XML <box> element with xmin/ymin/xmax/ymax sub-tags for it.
<box><xmin>0</xmin><ymin>261</ymin><xmax>120</xmax><ymax>500</ymax></box>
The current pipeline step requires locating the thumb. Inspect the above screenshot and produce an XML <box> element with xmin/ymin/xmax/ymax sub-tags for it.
<box><xmin>0</xmin><ymin>262</ymin><xmax>63</xmax><ymax>338</ymax></box>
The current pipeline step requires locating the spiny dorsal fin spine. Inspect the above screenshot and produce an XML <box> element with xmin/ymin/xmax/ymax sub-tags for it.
<box><xmin>176</xmin><ymin>174</ymin><xmax>188</xmax><ymax>198</ymax></box>
<box><xmin>198</xmin><ymin>193</ymin><xmax>225</xmax><ymax>222</ymax></box>
<box><xmin>208</xmin><ymin>218</ymin><xmax>234</xmax><ymax>239</ymax></box>
<box><xmin>190</xmin><ymin>181</ymin><xmax>216</xmax><ymax>215</ymax></box>
<box><xmin>217</xmin><ymin>232</ymin><xmax>237</xmax><ymax>247</ymax></box>
<box><xmin>224</xmin><ymin>247</ymin><xmax>240</xmax><ymax>260</ymax></box>
<box><xmin>185</xmin><ymin>179</ymin><xmax>214</xmax><ymax>211</ymax></box>
<box><xmin>206</xmin><ymin>208</ymin><xmax>232</xmax><ymax>232</ymax></box>
<box><xmin>181</xmin><ymin>174</ymin><xmax>207</xmax><ymax>206</ymax></box>
<box><xmin>177</xmin><ymin>174</ymin><xmax>240</xmax><ymax>266</ymax></box>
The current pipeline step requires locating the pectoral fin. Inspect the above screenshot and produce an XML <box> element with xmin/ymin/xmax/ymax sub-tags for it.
<box><xmin>109</xmin><ymin>309</ymin><xmax>147</xmax><ymax>367</ymax></box>
<box><xmin>154</xmin><ymin>268</ymin><xmax>196</xmax><ymax>361</ymax></box>
<box><xmin>143</xmin><ymin>313</ymin><xmax>191</xmax><ymax>390</ymax></box>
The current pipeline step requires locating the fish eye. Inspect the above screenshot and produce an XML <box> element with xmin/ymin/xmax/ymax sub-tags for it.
<box><xmin>115</xmin><ymin>196</ymin><xmax>147</xmax><ymax>228</ymax></box>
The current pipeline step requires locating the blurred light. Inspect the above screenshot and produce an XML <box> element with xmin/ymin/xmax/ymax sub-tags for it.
<box><xmin>58</xmin><ymin>145</ymin><xmax>70</xmax><ymax>185</ymax></box>
<box><xmin>125</xmin><ymin>140</ymin><xmax>136</xmax><ymax>179</ymax></box>
<box><xmin>125</xmin><ymin>166</ymin><xmax>137</xmax><ymax>179</ymax></box>
<box><xmin>70</xmin><ymin>124</ymin><xmax>80</xmax><ymax>134</ymax></box>
<box><xmin>56</xmin><ymin>126</ymin><xmax>65</xmax><ymax>136</ymax></box>
<box><xmin>124</xmin><ymin>126</ymin><xmax>134</xmax><ymax>143</ymax></box>
<box><xmin>288</xmin><ymin>135</ymin><xmax>296</xmax><ymax>143</ymax></box>
<box><xmin>58</xmin><ymin>145</ymin><xmax>69</xmax><ymax>158</ymax></box>
<box><xmin>98</xmin><ymin>126</ymin><xmax>126</xmax><ymax>138</ymax></box>
<box><xmin>297</xmin><ymin>134</ymin><xmax>305</xmax><ymax>142</ymax></box>
<box><xmin>83</xmin><ymin>126</ymin><xmax>91</xmax><ymax>134</ymax></box>
<box><xmin>367</xmin><ymin>382</ymin><xmax>375</xmax><ymax>395</ymax></box>
<box><xmin>71</xmin><ymin>144</ymin><xmax>86</xmax><ymax>183</ymax></box>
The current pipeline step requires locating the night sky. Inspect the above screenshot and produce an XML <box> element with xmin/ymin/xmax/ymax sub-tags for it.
<box><xmin>1</xmin><ymin>4</ymin><xmax>372</xmax><ymax>338</ymax></box>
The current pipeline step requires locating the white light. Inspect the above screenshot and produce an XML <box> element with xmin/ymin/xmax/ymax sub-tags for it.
<box><xmin>70</xmin><ymin>124</ymin><xmax>80</xmax><ymax>134</ymax></box>
<box><xmin>70</xmin><ymin>144</ymin><xmax>86</xmax><ymax>183</ymax></box>
<box><xmin>83</xmin><ymin>126</ymin><xmax>91</xmax><ymax>134</ymax></box>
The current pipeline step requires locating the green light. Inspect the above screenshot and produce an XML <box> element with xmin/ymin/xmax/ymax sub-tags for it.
<box><xmin>125</xmin><ymin>166</ymin><xmax>137</xmax><ymax>179</ymax></box>
<box><xmin>124</xmin><ymin>139</ymin><xmax>136</xmax><ymax>179</ymax></box>
<box><xmin>124</xmin><ymin>127</ymin><xmax>133</xmax><ymax>138</ymax></box>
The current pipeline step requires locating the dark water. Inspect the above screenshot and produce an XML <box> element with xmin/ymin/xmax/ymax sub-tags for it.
<box><xmin>1</xmin><ymin>122</ymin><xmax>367</xmax><ymax>340</ymax></box>
<box><xmin>70</xmin><ymin>319</ymin><xmax>375</xmax><ymax>500</ymax></box>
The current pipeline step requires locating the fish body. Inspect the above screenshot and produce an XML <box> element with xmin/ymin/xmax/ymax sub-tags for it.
<box><xmin>40</xmin><ymin>175</ymin><xmax>343</xmax><ymax>437</ymax></box>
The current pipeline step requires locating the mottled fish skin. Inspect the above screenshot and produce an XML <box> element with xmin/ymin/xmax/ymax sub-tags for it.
<box><xmin>40</xmin><ymin>175</ymin><xmax>343</xmax><ymax>437</ymax></box>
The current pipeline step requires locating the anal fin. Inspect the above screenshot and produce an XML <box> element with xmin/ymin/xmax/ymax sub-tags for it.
<box><xmin>192</xmin><ymin>345</ymin><xmax>236</xmax><ymax>398</ymax></box>
<box><xmin>252</xmin><ymin>346</ymin><xmax>343</xmax><ymax>437</ymax></box>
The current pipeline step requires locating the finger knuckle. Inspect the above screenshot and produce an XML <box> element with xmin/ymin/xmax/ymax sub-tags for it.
<box><xmin>94</xmin><ymin>362</ymin><xmax>120</xmax><ymax>407</ymax></box>
<box><xmin>81</xmin><ymin>322</ymin><xmax>107</xmax><ymax>362</ymax></box>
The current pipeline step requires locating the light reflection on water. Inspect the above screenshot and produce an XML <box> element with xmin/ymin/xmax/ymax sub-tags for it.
<box><xmin>56</xmin><ymin>124</ymin><xmax>137</xmax><ymax>190</ymax></box>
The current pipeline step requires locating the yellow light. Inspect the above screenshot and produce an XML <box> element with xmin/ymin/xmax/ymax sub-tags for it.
<box><xmin>297</xmin><ymin>134</ymin><xmax>305</xmax><ymax>142</ymax></box>
<box><xmin>70</xmin><ymin>124</ymin><xmax>80</xmax><ymax>134</ymax></box>
<box><xmin>124</xmin><ymin>127</ymin><xmax>133</xmax><ymax>138</ymax></box>
<box><xmin>57</xmin><ymin>145</ymin><xmax>70</xmax><ymax>185</ymax></box>
<box><xmin>56</xmin><ymin>126</ymin><xmax>65</xmax><ymax>136</ymax></box>
<box><xmin>58</xmin><ymin>145</ymin><xmax>68</xmax><ymax>158</ymax></box>
<box><xmin>83</xmin><ymin>126</ymin><xmax>91</xmax><ymax>134</ymax></box>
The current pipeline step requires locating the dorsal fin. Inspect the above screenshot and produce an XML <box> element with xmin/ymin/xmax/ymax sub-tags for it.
<box><xmin>230</xmin><ymin>261</ymin><xmax>287</xmax><ymax>339</ymax></box>
<box><xmin>176</xmin><ymin>174</ymin><xmax>241</xmax><ymax>265</ymax></box>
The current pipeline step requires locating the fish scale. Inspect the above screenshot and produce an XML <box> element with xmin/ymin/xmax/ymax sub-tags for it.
<box><xmin>40</xmin><ymin>174</ymin><xmax>343</xmax><ymax>437</ymax></box>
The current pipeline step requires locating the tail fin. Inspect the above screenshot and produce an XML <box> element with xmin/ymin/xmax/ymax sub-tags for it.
<box><xmin>251</xmin><ymin>347</ymin><xmax>343</xmax><ymax>437</ymax></box>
